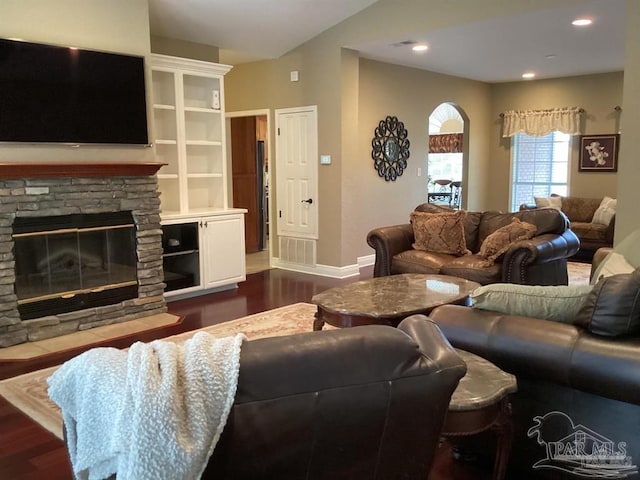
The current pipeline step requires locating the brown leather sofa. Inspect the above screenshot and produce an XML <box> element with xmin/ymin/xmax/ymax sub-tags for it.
<box><xmin>203</xmin><ymin>316</ymin><xmax>466</xmax><ymax>479</ymax></box>
<box><xmin>367</xmin><ymin>203</ymin><xmax>580</xmax><ymax>286</ymax></box>
<box><xmin>520</xmin><ymin>196</ymin><xmax>615</xmax><ymax>260</ymax></box>
<box><xmin>428</xmin><ymin>272</ymin><xmax>640</xmax><ymax>477</ymax></box>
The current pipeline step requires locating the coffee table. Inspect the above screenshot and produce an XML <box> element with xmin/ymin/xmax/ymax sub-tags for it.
<box><xmin>442</xmin><ymin>350</ymin><xmax>518</xmax><ymax>480</ymax></box>
<box><xmin>311</xmin><ymin>273</ymin><xmax>480</xmax><ymax>330</ymax></box>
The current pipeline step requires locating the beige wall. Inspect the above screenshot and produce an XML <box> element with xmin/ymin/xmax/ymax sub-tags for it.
<box><xmin>226</xmin><ymin>55</ymin><xmax>493</xmax><ymax>267</ymax></box>
<box><xmin>0</xmin><ymin>0</ymin><xmax>149</xmax><ymax>55</ymax></box>
<box><xmin>226</xmin><ymin>43</ymin><xmax>347</xmax><ymax>265</ymax></box>
<box><xmin>489</xmin><ymin>72</ymin><xmax>624</xmax><ymax>211</ymax></box>
<box><xmin>151</xmin><ymin>35</ymin><xmax>219</xmax><ymax>63</ymax></box>
<box><xmin>352</xmin><ymin>59</ymin><xmax>492</xmax><ymax>263</ymax></box>
<box><xmin>0</xmin><ymin>0</ymin><xmax>153</xmax><ymax>164</ymax></box>
<box><xmin>616</xmin><ymin>0</ymin><xmax>640</xmax><ymax>242</ymax></box>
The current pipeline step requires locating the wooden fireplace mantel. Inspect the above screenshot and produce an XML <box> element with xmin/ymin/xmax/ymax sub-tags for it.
<box><xmin>0</xmin><ymin>162</ymin><xmax>166</xmax><ymax>178</ymax></box>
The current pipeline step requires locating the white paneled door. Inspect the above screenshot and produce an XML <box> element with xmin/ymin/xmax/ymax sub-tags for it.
<box><xmin>275</xmin><ymin>106</ymin><xmax>318</xmax><ymax>240</ymax></box>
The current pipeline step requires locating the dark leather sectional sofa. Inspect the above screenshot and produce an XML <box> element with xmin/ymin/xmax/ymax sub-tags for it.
<box><xmin>429</xmin><ymin>302</ymin><xmax>640</xmax><ymax>478</ymax></box>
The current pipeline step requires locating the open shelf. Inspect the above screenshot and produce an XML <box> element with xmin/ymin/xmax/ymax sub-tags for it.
<box><xmin>150</xmin><ymin>55</ymin><xmax>232</xmax><ymax>215</ymax></box>
<box><xmin>184</xmin><ymin>106</ymin><xmax>220</xmax><ymax>114</ymax></box>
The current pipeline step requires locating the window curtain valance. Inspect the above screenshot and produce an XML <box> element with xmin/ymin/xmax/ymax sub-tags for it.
<box><xmin>428</xmin><ymin>133</ymin><xmax>463</xmax><ymax>153</ymax></box>
<box><xmin>502</xmin><ymin>107</ymin><xmax>583</xmax><ymax>138</ymax></box>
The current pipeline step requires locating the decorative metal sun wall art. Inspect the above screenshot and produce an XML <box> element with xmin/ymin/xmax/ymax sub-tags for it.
<box><xmin>371</xmin><ymin>115</ymin><xmax>410</xmax><ymax>181</ymax></box>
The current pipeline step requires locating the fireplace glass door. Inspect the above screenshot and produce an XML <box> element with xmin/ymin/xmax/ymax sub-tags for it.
<box><xmin>12</xmin><ymin>212</ymin><xmax>138</xmax><ymax>319</ymax></box>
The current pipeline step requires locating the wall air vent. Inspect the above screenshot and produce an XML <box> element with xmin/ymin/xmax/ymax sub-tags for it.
<box><xmin>279</xmin><ymin>236</ymin><xmax>316</xmax><ymax>266</ymax></box>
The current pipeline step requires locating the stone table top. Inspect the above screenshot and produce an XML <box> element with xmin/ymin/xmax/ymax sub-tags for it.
<box><xmin>311</xmin><ymin>274</ymin><xmax>480</xmax><ymax>322</ymax></box>
<box><xmin>449</xmin><ymin>350</ymin><xmax>518</xmax><ymax>411</ymax></box>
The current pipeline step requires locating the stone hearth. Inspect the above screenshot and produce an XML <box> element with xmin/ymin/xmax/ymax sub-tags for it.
<box><xmin>0</xmin><ymin>163</ymin><xmax>167</xmax><ymax>347</ymax></box>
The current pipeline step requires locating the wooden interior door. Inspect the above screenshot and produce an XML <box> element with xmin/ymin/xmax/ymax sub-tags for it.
<box><xmin>231</xmin><ymin>116</ymin><xmax>260</xmax><ymax>253</ymax></box>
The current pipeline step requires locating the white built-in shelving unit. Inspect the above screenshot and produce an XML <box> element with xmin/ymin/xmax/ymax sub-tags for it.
<box><xmin>148</xmin><ymin>54</ymin><xmax>246</xmax><ymax>297</ymax></box>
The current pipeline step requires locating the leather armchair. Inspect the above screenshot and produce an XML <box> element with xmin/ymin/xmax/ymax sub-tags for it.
<box><xmin>204</xmin><ymin>315</ymin><xmax>466</xmax><ymax>479</ymax></box>
<box><xmin>367</xmin><ymin>203</ymin><xmax>580</xmax><ymax>286</ymax></box>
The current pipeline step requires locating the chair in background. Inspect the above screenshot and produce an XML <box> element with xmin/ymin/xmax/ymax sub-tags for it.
<box><xmin>427</xmin><ymin>179</ymin><xmax>452</xmax><ymax>205</ymax></box>
<box><xmin>450</xmin><ymin>181</ymin><xmax>462</xmax><ymax>209</ymax></box>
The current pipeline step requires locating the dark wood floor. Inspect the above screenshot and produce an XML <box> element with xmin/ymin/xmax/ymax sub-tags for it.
<box><xmin>0</xmin><ymin>267</ymin><xmax>490</xmax><ymax>479</ymax></box>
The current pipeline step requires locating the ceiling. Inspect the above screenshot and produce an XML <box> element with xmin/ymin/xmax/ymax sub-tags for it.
<box><xmin>148</xmin><ymin>0</ymin><xmax>626</xmax><ymax>83</ymax></box>
<box><xmin>148</xmin><ymin>0</ymin><xmax>379</xmax><ymax>65</ymax></box>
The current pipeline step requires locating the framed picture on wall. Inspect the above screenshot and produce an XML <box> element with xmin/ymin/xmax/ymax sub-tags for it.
<box><xmin>579</xmin><ymin>134</ymin><xmax>619</xmax><ymax>172</ymax></box>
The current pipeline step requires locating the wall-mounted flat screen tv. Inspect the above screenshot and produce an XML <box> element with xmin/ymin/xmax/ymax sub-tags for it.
<box><xmin>0</xmin><ymin>38</ymin><xmax>149</xmax><ymax>145</ymax></box>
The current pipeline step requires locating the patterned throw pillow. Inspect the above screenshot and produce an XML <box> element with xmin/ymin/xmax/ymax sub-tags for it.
<box><xmin>478</xmin><ymin>218</ymin><xmax>537</xmax><ymax>265</ymax></box>
<box><xmin>410</xmin><ymin>210</ymin><xmax>470</xmax><ymax>256</ymax></box>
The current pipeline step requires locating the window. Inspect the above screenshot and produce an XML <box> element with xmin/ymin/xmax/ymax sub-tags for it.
<box><xmin>428</xmin><ymin>153</ymin><xmax>463</xmax><ymax>182</ymax></box>
<box><xmin>510</xmin><ymin>132</ymin><xmax>571</xmax><ymax>211</ymax></box>
<box><xmin>428</xmin><ymin>103</ymin><xmax>464</xmax><ymax>193</ymax></box>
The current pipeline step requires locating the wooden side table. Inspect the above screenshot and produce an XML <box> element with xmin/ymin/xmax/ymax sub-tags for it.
<box><xmin>442</xmin><ymin>350</ymin><xmax>518</xmax><ymax>480</ymax></box>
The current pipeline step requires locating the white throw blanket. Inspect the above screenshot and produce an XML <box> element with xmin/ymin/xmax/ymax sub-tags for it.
<box><xmin>47</xmin><ymin>331</ymin><xmax>245</xmax><ymax>480</ymax></box>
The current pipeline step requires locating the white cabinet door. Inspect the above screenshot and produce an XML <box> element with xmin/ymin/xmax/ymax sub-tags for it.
<box><xmin>201</xmin><ymin>214</ymin><xmax>246</xmax><ymax>288</ymax></box>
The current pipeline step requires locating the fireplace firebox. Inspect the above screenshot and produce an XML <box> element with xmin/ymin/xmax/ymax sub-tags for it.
<box><xmin>13</xmin><ymin>212</ymin><xmax>138</xmax><ymax>320</ymax></box>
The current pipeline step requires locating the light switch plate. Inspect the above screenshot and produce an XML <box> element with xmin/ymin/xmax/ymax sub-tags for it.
<box><xmin>320</xmin><ymin>155</ymin><xmax>331</xmax><ymax>165</ymax></box>
<box><xmin>290</xmin><ymin>70</ymin><xmax>299</xmax><ymax>82</ymax></box>
<box><xmin>212</xmin><ymin>90</ymin><xmax>220</xmax><ymax>109</ymax></box>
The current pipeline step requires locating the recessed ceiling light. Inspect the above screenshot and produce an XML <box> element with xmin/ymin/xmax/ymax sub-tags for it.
<box><xmin>545</xmin><ymin>54</ymin><xmax>557</xmax><ymax>59</ymax></box>
<box><xmin>412</xmin><ymin>44</ymin><xmax>428</xmax><ymax>52</ymax></box>
<box><xmin>522</xmin><ymin>72</ymin><xmax>536</xmax><ymax>79</ymax></box>
<box><xmin>572</xmin><ymin>18</ymin><xmax>593</xmax><ymax>26</ymax></box>
<box><xmin>391</xmin><ymin>40</ymin><xmax>417</xmax><ymax>47</ymax></box>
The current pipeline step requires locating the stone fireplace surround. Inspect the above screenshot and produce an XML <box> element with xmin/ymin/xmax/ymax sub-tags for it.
<box><xmin>0</xmin><ymin>162</ymin><xmax>167</xmax><ymax>347</ymax></box>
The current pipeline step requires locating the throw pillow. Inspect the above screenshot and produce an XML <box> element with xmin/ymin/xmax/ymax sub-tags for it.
<box><xmin>590</xmin><ymin>251</ymin><xmax>635</xmax><ymax>285</ymax></box>
<box><xmin>607</xmin><ymin>227</ymin><xmax>640</xmax><ymax>269</ymax></box>
<box><xmin>478</xmin><ymin>218</ymin><xmax>537</xmax><ymax>265</ymax></box>
<box><xmin>592</xmin><ymin>196</ymin><xmax>616</xmax><ymax>226</ymax></box>
<box><xmin>534</xmin><ymin>196</ymin><xmax>562</xmax><ymax>210</ymax></box>
<box><xmin>471</xmin><ymin>283</ymin><xmax>593</xmax><ymax>323</ymax></box>
<box><xmin>410</xmin><ymin>210</ymin><xmax>470</xmax><ymax>256</ymax></box>
<box><xmin>574</xmin><ymin>268</ymin><xmax>640</xmax><ymax>337</ymax></box>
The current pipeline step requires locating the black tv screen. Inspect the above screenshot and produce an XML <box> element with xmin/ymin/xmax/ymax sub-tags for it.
<box><xmin>0</xmin><ymin>38</ymin><xmax>148</xmax><ymax>145</ymax></box>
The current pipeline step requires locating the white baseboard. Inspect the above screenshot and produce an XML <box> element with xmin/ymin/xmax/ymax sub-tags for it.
<box><xmin>272</xmin><ymin>257</ymin><xmax>364</xmax><ymax>279</ymax></box>
<box><xmin>358</xmin><ymin>254</ymin><xmax>375</xmax><ymax>268</ymax></box>
<box><xmin>164</xmin><ymin>283</ymin><xmax>238</xmax><ymax>302</ymax></box>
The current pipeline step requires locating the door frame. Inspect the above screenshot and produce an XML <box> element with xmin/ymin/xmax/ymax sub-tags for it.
<box><xmin>226</xmin><ymin>109</ymin><xmax>273</xmax><ymax>262</ymax></box>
